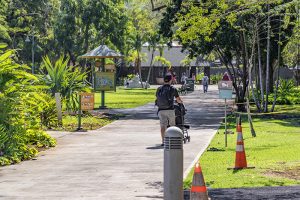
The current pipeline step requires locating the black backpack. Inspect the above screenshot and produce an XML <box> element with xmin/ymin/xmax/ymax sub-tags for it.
<box><xmin>156</xmin><ymin>85</ymin><xmax>173</xmax><ymax>109</ymax></box>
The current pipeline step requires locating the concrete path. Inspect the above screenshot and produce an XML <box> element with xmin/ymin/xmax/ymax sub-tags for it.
<box><xmin>0</xmin><ymin>85</ymin><xmax>225</xmax><ymax>200</ymax></box>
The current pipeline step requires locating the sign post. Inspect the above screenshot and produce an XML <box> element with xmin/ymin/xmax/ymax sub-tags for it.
<box><xmin>218</xmin><ymin>81</ymin><xmax>233</xmax><ymax>147</ymax></box>
<box><xmin>77</xmin><ymin>93</ymin><xmax>95</xmax><ymax>130</ymax></box>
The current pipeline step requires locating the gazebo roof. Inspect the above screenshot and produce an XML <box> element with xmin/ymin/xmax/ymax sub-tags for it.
<box><xmin>80</xmin><ymin>45</ymin><xmax>123</xmax><ymax>59</ymax></box>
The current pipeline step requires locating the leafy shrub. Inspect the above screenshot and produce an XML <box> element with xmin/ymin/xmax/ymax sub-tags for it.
<box><xmin>0</xmin><ymin>157</ymin><xmax>10</xmax><ymax>165</ymax></box>
<box><xmin>196</xmin><ymin>72</ymin><xmax>204</xmax><ymax>81</ymax></box>
<box><xmin>0</xmin><ymin>125</ymin><xmax>38</xmax><ymax>165</ymax></box>
<box><xmin>127</xmin><ymin>74</ymin><xmax>136</xmax><ymax>80</ymax></box>
<box><xmin>25</xmin><ymin>129</ymin><xmax>56</xmax><ymax>148</ymax></box>
<box><xmin>210</xmin><ymin>73</ymin><xmax>222</xmax><ymax>82</ymax></box>
<box><xmin>269</xmin><ymin>79</ymin><xmax>300</xmax><ymax>105</ymax></box>
<box><xmin>0</xmin><ymin>45</ymin><xmax>56</xmax><ymax>166</ymax></box>
<box><xmin>39</xmin><ymin>94</ymin><xmax>58</xmax><ymax>128</ymax></box>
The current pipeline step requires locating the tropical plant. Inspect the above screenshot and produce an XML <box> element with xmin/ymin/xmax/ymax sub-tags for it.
<box><xmin>274</xmin><ymin>78</ymin><xmax>298</xmax><ymax>104</ymax></box>
<box><xmin>41</xmin><ymin>55</ymin><xmax>90</xmax><ymax>111</ymax></box>
<box><xmin>39</xmin><ymin>93</ymin><xmax>58</xmax><ymax>128</ymax></box>
<box><xmin>153</xmin><ymin>56</ymin><xmax>171</xmax><ymax>68</ymax></box>
<box><xmin>126</xmin><ymin>50</ymin><xmax>148</xmax><ymax>69</ymax></box>
<box><xmin>125</xmin><ymin>0</ymin><xmax>159</xmax><ymax>85</ymax></box>
<box><xmin>196</xmin><ymin>72</ymin><xmax>204</xmax><ymax>81</ymax></box>
<box><xmin>0</xmin><ymin>44</ymin><xmax>56</xmax><ymax>165</ymax></box>
<box><xmin>210</xmin><ymin>73</ymin><xmax>222</xmax><ymax>83</ymax></box>
<box><xmin>278</xmin><ymin>78</ymin><xmax>295</xmax><ymax>96</ymax></box>
<box><xmin>180</xmin><ymin>56</ymin><xmax>194</xmax><ymax>67</ymax></box>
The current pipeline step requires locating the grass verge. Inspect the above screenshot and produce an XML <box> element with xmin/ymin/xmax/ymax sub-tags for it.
<box><xmin>184</xmin><ymin>113</ymin><xmax>300</xmax><ymax>189</ymax></box>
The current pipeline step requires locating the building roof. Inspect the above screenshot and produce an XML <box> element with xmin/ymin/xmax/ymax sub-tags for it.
<box><xmin>140</xmin><ymin>46</ymin><xmax>213</xmax><ymax>67</ymax></box>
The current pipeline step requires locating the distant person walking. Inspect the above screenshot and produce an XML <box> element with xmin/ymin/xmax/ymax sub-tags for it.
<box><xmin>155</xmin><ymin>75</ymin><xmax>183</xmax><ymax>146</ymax></box>
<box><xmin>181</xmin><ymin>73</ymin><xmax>187</xmax><ymax>85</ymax></box>
<box><xmin>192</xmin><ymin>73</ymin><xmax>196</xmax><ymax>81</ymax></box>
<box><xmin>202</xmin><ymin>74</ymin><xmax>209</xmax><ymax>93</ymax></box>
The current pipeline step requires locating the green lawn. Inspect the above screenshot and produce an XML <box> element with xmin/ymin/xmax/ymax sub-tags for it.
<box><xmin>94</xmin><ymin>87</ymin><xmax>156</xmax><ymax>109</ymax></box>
<box><xmin>248</xmin><ymin>104</ymin><xmax>300</xmax><ymax>116</ymax></box>
<box><xmin>270</xmin><ymin>104</ymin><xmax>300</xmax><ymax>115</ymax></box>
<box><xmin>184</xmin><ymin>114</ymin><xmax>300</xmax><ymax>189</ymax></box>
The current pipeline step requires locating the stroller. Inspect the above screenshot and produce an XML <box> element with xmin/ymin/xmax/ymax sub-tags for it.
<box><xmin>174</xmin><ymin>103</ymin><xmax>190</xmax><ymax>143</ymax></box>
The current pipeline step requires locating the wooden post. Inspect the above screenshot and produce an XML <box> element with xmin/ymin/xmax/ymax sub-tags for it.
<box><xmin>55</xmin><ymin>93</ymin><xmax>62</xmax><ymax>126</ymax></box>
<box><xmin>77</xmin><ymin>94</ymin><xmax>82</xmax><ymax>130</ymax></box>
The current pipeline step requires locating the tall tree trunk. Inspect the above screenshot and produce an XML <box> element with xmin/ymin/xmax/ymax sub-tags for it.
<box><xmin>146</xmin><ymin>47</ymin><xmax>155</xmax><ymax>86</ymax></box>
<box><xmin>256</xmin><ymin>17</ymin><xmax>265</xmax><ymax>111</ymax></box>
<box><xmin>242</xmin><ymin>24</ymin><xmax>257</xmax><ymax>136</ymax></box>
<box><xmin>239</xmin><ymin>31</ymin><xmax>248</xmax><ymax>112</ymax></box>
<box><xmin>247</xmin><ymin>23</ymin><xmax>261</xmax><ymax>111</ymax></box>
<box><xmin>271</xmin><ymin>18</ymin><xmax>282</xmax><ymax>112</ymax></box>
<box><xmin>264</xmin><ymin>4</ymin><xmax>271</xmax><ymax>112</ymax></box>
<box><xmin>67</xmin><ymin>50</ymin><xmax>76</xmax><ymax>65</ymax></box>
<box><xmin>137</xmin><ymin>50</ymin><xmax>144</xmax><ymax>88</ymax></box>
<box><xmin>269</xmin><ymin>62</ymin><xmax>274</xmax><ymax>93</ymax></box>
<box><xmin>83</xmin><ymin>22</ymin><xmax>90</xmax><ymax>53</ymax></box>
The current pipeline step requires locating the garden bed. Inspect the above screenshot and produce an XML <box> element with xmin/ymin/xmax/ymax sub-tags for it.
<box><xmin>48</xmin><ymin>112</ymin><xmax>124</xmax><ymax>132</ymax></box>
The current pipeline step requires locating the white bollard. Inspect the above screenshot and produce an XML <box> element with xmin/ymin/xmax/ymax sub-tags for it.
<box><xmin>164</xmin><ymin>126</ymin><xmax>184</xmax><ymax>200</ymax></box>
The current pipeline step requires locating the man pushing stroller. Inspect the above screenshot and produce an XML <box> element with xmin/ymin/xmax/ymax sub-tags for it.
<box><xmin>155</xmin><ymin>75</ymin><xmax>183</xmax><ymax>146</ymax></box>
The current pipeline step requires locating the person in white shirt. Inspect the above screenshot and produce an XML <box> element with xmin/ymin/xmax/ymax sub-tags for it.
<box><xmin>181</xmin><ymin>73</ymin><xmax>187</xmax><ymax>85</ymax></box>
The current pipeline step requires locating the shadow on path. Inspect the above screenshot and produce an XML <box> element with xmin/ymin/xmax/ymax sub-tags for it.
<box><xmin>208</xmin><ymin>186</ymin><xmax>300</xmax><ymax>200</ymax></box>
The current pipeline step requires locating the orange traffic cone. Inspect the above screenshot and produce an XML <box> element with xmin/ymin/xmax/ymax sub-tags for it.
<box><xmin>228</xmin><ymin>125</ymin><xmax>255</xmax><ymax>170</ymax></box>
<box><xmin>190</xmin><ymin>163</ymin><xmax>209</xmax><ymax>200</ymax></box>
<box><xmin>236</xmin><ymin>115</ymin><xmax>241</xmax><ymax>132</ymax></box>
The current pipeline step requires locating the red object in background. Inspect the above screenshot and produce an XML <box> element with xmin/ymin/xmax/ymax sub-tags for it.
<box><xmin>222</xmin><ymin>72</ymin><xmax>230</xmax><ymax>81</ymax></box>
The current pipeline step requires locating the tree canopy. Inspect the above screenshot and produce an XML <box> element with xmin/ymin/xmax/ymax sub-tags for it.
<box><xmin>160</xmin><ymin>0</ymin><xmax>299</xmax><ymax>112</ymax></box>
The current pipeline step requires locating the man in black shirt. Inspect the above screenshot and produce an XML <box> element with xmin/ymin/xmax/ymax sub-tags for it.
<box><xmin>155</xmin><ymin>75</ymin><xmax>183</xmax><ymax>146</ymax></box>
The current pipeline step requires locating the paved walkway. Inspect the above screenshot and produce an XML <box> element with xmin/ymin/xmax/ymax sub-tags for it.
<box><xmin>0</xmin><ymin>85</ymin><xmax>225</xmax><ymax>200</ymax></box>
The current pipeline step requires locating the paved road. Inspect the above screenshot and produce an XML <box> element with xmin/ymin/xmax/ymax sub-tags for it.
<box><xmin>0</xmin><ymin>85</ymin><xmax>225</xmax><ymax>199</ymax></box>
<box><xmin>208</xmin><ymin>186</ymin><xmax>300</xmax><ymax>200</ymax></box>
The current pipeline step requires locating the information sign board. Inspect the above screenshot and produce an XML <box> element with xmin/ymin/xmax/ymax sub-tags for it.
<box><xmin>218</xmin><ymin>81</ymin><xmax>233</xmax><ymax>99</ymax></box>
<box><xmin>94</xmin><ymin>72</ymin><xmax>116</xmax><ymax>91</ymax></box>
<box><xmin>80</xmin><ymin>93</ymin><xmax>94</xmax><ymax>111</ymax></box>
